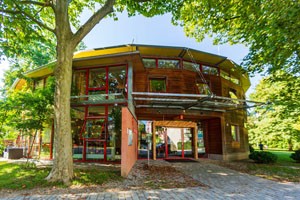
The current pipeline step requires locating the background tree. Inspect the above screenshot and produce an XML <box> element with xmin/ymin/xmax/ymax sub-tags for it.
<box><xmin>0</xmin><ymin>77</ymin><xmax>54</xmax><ymax>156</ymax></box>
<box><xmin>247</xmin><ymin>71</ymin><xmax>300</xmax><ymax>150</ymax></box>
<box><xmin>0</xmin><ymin>0</ymin><xmax>179</xmax><ymax>184</ymax></box>
<box><xmin>173</xmin><ymin>0</ymin><xmax>300</xmax><ymax>74</ymax></box>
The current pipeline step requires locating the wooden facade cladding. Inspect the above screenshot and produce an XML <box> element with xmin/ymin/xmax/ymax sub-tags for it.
<box><xmin>203</xmin><ymin>118</ymin><xmax>223</xmax><ymax>154</ymax></box>
<box><xmin>134</xmin><ymin>69</ymin><xmax>198</xmax><ymax>94</ymax></box>
<box><xmin>134</xmin><ymin>68</ymin><xmax>223</xmax><ymax>95</ymax></box>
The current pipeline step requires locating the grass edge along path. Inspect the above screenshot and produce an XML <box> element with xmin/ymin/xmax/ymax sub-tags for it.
<box><xmin>0</xmin><ymin>161</ymin><xmax>122</xmax><ymax>190</ymax></box>
<box><xmin>208</xmin><ymin>150</ymin><xmax>300</xmax><ymax>183</ymax></box>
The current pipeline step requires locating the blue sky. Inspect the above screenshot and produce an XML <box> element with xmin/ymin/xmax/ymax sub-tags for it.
<box><xmin>0</xmin><ymin>12</ymin><xmax>261</xmax><ymax>95</ymax></box>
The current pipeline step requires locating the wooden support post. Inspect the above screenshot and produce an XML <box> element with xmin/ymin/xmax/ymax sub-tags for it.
<box><xmin>153</xmin><ymin>121</ymin><xmax>156</xmax><ymax>160</ymax></box>
<box><xmin>193</xmin><ymin>125</ymin><xmax>198</xmax><ymax>159</ymax></box>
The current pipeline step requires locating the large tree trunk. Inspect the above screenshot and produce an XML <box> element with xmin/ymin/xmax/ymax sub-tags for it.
<box><xmin>46</xmin><ymin>1</ymin><xmax>75</xmax><ymax>184</ymax></box>
<box><xmin>46</xmin><ymin>40</ymin><xmax>74</xmax><ymax>184</ymax></box>
<box><xmin>46</xmin><ymin>0</ymin><xmax>115</xmax><ymax>185</ymax></box>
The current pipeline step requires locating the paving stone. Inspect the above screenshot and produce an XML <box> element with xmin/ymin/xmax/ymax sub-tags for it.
<box><xmin>1</xmin><ymin>160</ymin><xmax>300</xmax><ymax>200</ymax></box>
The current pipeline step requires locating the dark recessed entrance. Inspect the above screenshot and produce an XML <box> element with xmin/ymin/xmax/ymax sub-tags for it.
<box><xmin>137</xmin><ymin>120</ymin><xmax>198</xmax><ymax>160</ymax></box>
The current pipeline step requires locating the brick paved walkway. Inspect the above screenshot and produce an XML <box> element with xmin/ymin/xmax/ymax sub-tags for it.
<box><xmin>1</xmin><ymin>160</ymin><xmax>300</xmax><ymax>200</ymax></box>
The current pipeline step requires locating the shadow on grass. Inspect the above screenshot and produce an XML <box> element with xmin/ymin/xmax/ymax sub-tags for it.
<box><xmin>0</xmin><ymin>161</ymin><xmax>122</xmax><ymax>190</ymax></box>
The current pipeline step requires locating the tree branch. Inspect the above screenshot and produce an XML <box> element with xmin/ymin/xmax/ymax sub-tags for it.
<box><xmin>72</xmin><ymin>0</ymin><xmax>116</xmax><ymax>46</ymax></box>
<box><xmin>224</xmin><ymin>16</ymin><xmax>241</xmax><ymax>21</ymax></box>
<box><xmin>13</xmin><ymin>1</ymin><xmax>55</xmax><ymax>33</ymax></box>
<box><xmin>0</xmin><ymin>9</ymin><xmax>21</xmax><ymax>15</ymax></box>
<box><xmin>20</xmin><ymin>0</ymin><xmax>55</xmax><ymax>10</ymax></box>
<box><xmin>20</xmin><ymin>1</ymin><xmax>52</xmax><ymax>7</ymax></box>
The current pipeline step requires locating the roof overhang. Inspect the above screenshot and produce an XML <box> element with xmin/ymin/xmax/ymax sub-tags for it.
<box><xmin>15</xmin><ymin>44</ymin><xmax>251</xmax><ymax>93</ymax></box>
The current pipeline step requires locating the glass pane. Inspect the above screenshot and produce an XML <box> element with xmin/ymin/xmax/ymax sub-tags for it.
<box><xmin>83</xmin><ymin>119</ymin><xmax>106</xmax><ymax>139</ymax></box>
<box><xmin>197</xmin><ymin>127</ymin><xmax>205</xmax><ymax>154</ymax></box>
<box><xmin>183</xmin><ymin>128</ymin><xmax>193</xmax><ymax>157</ymax></box>
<box><xmin>108</xmin><ymin>106</ymin><xmax>122</xmax><ymax>160</ymax></box>
<box><xmin>221</xmin><ymin>70</ymin><xmax>230</xmax><ymax>80</ymax></box>
<box><xmin>108</xmin><ymin>66</ymin><xmax>127</xmax><ymax>98</ymax></box>
<box><xmin>183</xmin><ymin>61</ymin><xmax>200</xmax><ymax>72</ymax></box>
<box><xmin>86</xmin><ymin>141</ymin><xmax>104</xmax><ymax>160</ymax></box>
<box><xmin>202</xmin><ymin>65</ymin><xmax>219</xmax><ymax>75</ymax></box>
<box><xmin>210</xmin><ymin>67</ymin><xmax>219</xmax><ymax>75</ymax></box>
<box><xmin>143</xmin><ymin>58</ymin><xmax>156</xmax><ymax>68</ymax></box>
<box><xmin>35</xmin><ymin>79</ymin><xmax>44</xmax><ymax>89</ymax></box>
<box><xmin>231</xmin><ymin>77</ymin><xmax>240</xmax><ymax>85</ymax></box>
<box><xmin>138</xmin><ymin>121</ymin><xmax>151</xmax><ymax>159</ymax></box>
<box><xmin>71</xmin><ymin>108</ymin><xmax>85</xmax><ymax>160</ymax></box>
<box><xmin>150</xmin><ymin>79</ymin><xmax>166</xmax><ymax>92</ymax></box>
<box><xmin>231</xmin><ymin>125</ymin><xmax>237</xmax><ymax>141</ymax></box>
<box><xmin>158</xmin><ymin>59</ymin><xmax>180</xmax><ymax>69</ymax></box>
<box><xmin>167</xmin><ymin>128</ymin><xmax>182</xmax><ymax>157</ymax></box>
<box><xmin>156</xmin><ymin>127</ymin><xmax>166</xmax><ymax>158</ymax></box>
<box><xmin>202</xmin><ymin>65</ymin><xmax>211</xmax><ymax>74</ymax></box>
<box><xmin>89</xmin><ymin>68</ymin><xmax>106</xmax><ymax>89</ymax></box>
<box><xmin>196</xmin><ymin>83</ymin><xmax>211</xmax><ymax>95</ymax></box>
<box><xmin>72</xmin><ymin>70</ymin><xmax>86</xmax><ymax>96</ymax></box>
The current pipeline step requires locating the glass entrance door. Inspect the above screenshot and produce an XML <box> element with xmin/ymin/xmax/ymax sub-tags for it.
<box><xmin>155</xmin><ymin>127</ymin><xmax>193</xmax><ymax>159</ymax></box>
<box><xmin>166</xmin><ymin>128</ymin><xmax>183</xmax><ymax>158</ymax></box>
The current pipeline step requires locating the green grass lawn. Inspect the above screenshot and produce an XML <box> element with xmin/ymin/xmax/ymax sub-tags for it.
<box><xmin>0</xmin><ymin>161</ymin><xmax>122</xmax><ymax>190</ymax></box>
<box><xmin>246</xmin><ymin>150</ymin><xmax>299</xmax><ymax>182</ymax></box>
<box><xmin>210</xmin><ymin>149</ymin><xmax>300</xmax><ymax>182</ymax></box>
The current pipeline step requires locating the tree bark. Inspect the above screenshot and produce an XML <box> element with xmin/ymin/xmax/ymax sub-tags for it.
<box><xmin>45</xmin><ymin>0</ymin><xmax>115</xmax><ymax>185</ymax></box>
<box><xmin>46</xmin><ymin>1</ymin><xmax>75</xmax><ymax>185</ymax></box>
<box><xmin>46</xmin><ymin>40</ymin><xmax>74</xmax><ymax>184</ymax></box>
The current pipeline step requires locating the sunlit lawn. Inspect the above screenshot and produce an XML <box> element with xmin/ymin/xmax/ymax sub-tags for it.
<box><xmin>231</xmin><ymin>150</ymin><xmax>299</xmax><ymax>182</ymax></box>
<box><xmin>0</xmin><ymin>161</ymin><xmax>122</xmax><ymax>190</ymax></box>
<box><xmin>209</xmin><ymin>149</ymin><xmax>300</xmax><ymax>182</ymax></box>
<box><xmin>248</xmin><ymin>150</ymin><xmax>300</xmax><ymax>182</ymax></box>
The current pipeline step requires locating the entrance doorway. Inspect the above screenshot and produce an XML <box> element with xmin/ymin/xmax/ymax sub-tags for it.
<box><xmin>156</xmin><ymin>127</ymin><xmax>193</xmax><ymax>159</ymax></box>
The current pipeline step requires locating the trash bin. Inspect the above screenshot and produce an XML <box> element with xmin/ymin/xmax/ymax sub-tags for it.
<box><xmin>3</xmin><ymin>147</ymin><xmax>24</xmax><ymax>159</ymax></box>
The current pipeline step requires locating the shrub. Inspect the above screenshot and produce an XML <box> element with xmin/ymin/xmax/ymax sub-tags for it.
<box><xmin>290</xmin><ymin>150</ymin><xmax>300</xmax><ymax>162</ymax></box>
<box><xmin>249</xmin><ymin>144</ymin><xmax>255</xmax><ymax>153</ymax></box>
<box><xmin>249</xmin><ymin>151</ymin><xmax>277</xmax><ymax>164</ymax></box>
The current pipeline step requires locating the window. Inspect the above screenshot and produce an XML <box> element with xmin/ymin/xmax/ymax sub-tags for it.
<box><xmin>229</xmin><ymin>88</ymin><xmax>238</xmax><ymax>99</ymax></box>
<box><xmin>72</xmin><ymin>70</ymin><xmax>86</xmax><ymax>96</ymax></box>
<box><xmin>142</xmin><ymin>58</ymin><xmax>156</xmax><ymax>68</ymax></box>
<box><xmin>34</xmin><ymin>79</ymin><xmax>44</xmax><ymax>89</ymax></box>
<box><xmin>196</xmin><ymin>83</ymin><xmax>211</xmax><ymax>95</ymax></box>
<box><xmin>158</xmin><ymin>59</ymin><xmax>180</xmax><ymax>69</ymax></box>
<box><xmin>108</xmin><ymin>65</ymin><xmax>126</xmax><ymax>95</ymax></box>
<box><xmin>89</xmin><ymin>68</ymin><xmax>106</xmax><ymax>89</ymax></box>
<box><xmin>231</xmin><ymin>76</ymin><xmax>240</xmax><ymax>85</ymax></box>
<box><xmin>220</xmin><ymin>70</ymin><xmax>230</xmax><ymax>80</ymax></box>
<box><xmin>183</xmin><ymin>61</ymin><xmax>200</xmax><ymax>72</ymax></box>
<box><xmin>149</xmin><ymin>78</ymin><xmax>166</xmax><ymax>92</ymax></box>
<box><xmin>202</xmin><ymin>65</ymin><xmax>219</xmax><ymax>76</ymax></box>
<box><xmin>231</xmin><ymin>125</ymin><xmax>240</xmax><ymax>142</ymax></box>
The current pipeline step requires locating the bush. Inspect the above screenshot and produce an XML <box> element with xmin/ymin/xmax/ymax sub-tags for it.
<box><xmin>249</xmin><ymin>151</ymin><xmax>277</xmax><ymax>164</ymax></box>
<box><xmin>249</xmin><ymin>144</ymin><xmax>255</xmax><ymax>153</ymax></box>
<box><xmin>290</xmin><ymin>150</ymin><xmax>300</xmax><ymax>162</ymax></box>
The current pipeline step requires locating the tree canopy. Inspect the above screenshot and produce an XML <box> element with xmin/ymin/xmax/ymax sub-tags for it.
<box><xmin>0</xmin><ymin>0</ymin><xmax>181</xmax><ymax>184</ymax></box>
<box><xmin>247</xmin><ymin>71</ymin><xmax>300</xmax><ymax>150</ymax></box>
<box><xmin>1</xmin><ymin>0</ymin><xmax>299</xmax><ymax>184</ymax></box>
<box><xmin>173</xmin><ymin>0</ymin><xmax>300</xmax><ymax>74</ymax></box>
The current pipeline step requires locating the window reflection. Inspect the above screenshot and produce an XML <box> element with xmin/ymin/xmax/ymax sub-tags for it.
<box><xmin>89</xmin><ymin>68</ymin><xmax>106</xmax><ymax>89</ymax></box>
<box><xmin>143</xmin><ymin>58</ymin><xmax>156</xmax><ymax>68</ymax></box>
<box><xmin>84</xmin><ymin>119</ymin><xmax>105</xmax><ymax>139</ymax></box>
<box><xmin>108</xmin><ymin>66</ymin><xmax>126</xmax><ymax>97</ymax></box>
<box><xmin>158</xmin><ymin>59</ymin><xmax>180</xmax><ymax>69</ymax></box>
<box><xmin>196</xmin><ymin>83</ymin><xmax>211</xmax><ymax>95</ymax></box>
<box><xmin>149</xmin><ymin>78</ymin><xmax>166</xmax><ymax>92</ymax></box>
<box><xmin>202</xmin><ymin>65</ymin><xmax>219</xmax><ymax>75</ymax></box>
<box><xmin>183</xmin><ymin>61</ymin><xmax>200</xmax><ymax>72</ymax></box>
